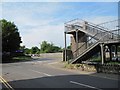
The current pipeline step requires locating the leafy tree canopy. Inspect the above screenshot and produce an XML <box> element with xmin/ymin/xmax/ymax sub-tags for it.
<box><xmin>24</xmin><ymin>48</ymin><xmax>31</xmax><ymax>54</ymax></box>
<box><xmin>67</xmin><ymin>45</ymin><xmax>71</xmax><ymax>49</ymax></box>
<box><xmin>31</xmin><ymin>46</ymin><xmax>40</xmax><ymax>54</ymax></box>
<box><xmin>40</xmin><ymin>41</ymin><xmax>62</xmax><ymax>53</ymax></box>
<box><xmin>1</xmin><ymin>19</ymin><xmax>22</xmax><ymax>52</ymax></box>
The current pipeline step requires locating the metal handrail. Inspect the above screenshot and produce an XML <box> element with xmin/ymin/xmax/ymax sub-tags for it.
<box><xmin>97</xmin><ymin>19</ymin><xmax>120</xmax><ymax>26</ymax></box>
<box><xmin>72</xmin><ymin>30</ymin><xmax>119</xmax><ymax>60</ymax></box>
<box><xmin>72</xmin><ymin>32</ymin><xmax>98</xmax><ymax>54</ymax></box>
<box><xmin>71</xmin><ymin>32</ymin><xmax>110</xmax><ymax>63</ymax></box>
<box><xmin>65</xmin><ymin>19</ymin><xmax>119</xmax><ymax>34</ymax></box>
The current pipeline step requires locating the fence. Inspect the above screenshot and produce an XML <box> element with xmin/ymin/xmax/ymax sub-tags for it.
<box><xmin>96</xmin><ymin>64</ymin><xmax>120</xmax><ymax>74</ymax></box>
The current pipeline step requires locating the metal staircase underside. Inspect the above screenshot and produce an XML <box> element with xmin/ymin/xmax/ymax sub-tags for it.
<box><xmin>71</xmin><ymin>41</ymin><xmax>100</xmax><ymax>64</ymax></box>
<box><xmin>65</xmin><ymin>19</ymin><xmax>120</xmax><ymax>64</ymax></box>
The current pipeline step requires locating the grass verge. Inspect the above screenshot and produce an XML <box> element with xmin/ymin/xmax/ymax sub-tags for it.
<box><xmin>64</xmin><ymin>62</ymin><xmax>83</xmax><ymax>69</ymax></box>
<box><xmin>12</xmin><ymin>56</ymin><xmax>32</xmax><ymax>62</ymax></box>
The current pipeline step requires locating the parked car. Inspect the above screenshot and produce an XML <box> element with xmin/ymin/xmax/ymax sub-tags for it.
<box><xmin>112</xmin><ymin>56</ymin><xmax>120</xmax><ymax>62</ymax></box>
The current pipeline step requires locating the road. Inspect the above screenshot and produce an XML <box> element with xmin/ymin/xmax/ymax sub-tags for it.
<box><xmin>1</xmin><ymin>56</ymin><xmax>120</xmax><ymax>89</ymax></box>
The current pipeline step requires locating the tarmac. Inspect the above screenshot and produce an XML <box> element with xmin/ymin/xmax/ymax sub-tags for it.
<box><xmin>48</xmin><ymin>61</ymin><xmax>120</xmax><ymax>81</ymax></box>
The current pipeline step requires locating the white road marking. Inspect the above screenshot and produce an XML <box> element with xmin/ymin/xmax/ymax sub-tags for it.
<box><xmin>70</xmin><ymin>81</ymin><xmax>102</xmax><ymax>90</ymax></box>
<box><xmin>30</xmin><ymin>69</ymin><xmax>52</xmax><ymax>76</ymax></box>
<box><xmin>48</xmin><ymin>62</ymin><xmax>58</xmax><ymax>65</ymax></box>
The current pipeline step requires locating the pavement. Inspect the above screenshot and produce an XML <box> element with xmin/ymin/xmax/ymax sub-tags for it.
<box><xmin>47</xmin><ymin>60</ymin><xmax>119</xmax><ymax>81</ymax></box>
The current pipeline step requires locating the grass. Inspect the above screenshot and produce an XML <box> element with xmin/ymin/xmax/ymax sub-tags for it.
<box><xmin>106</xmin><ymin>61</ymin><xmax>120</xmax><ymax>65</ymax></box>
<box><xmin>89</xmin><ymin>57</ymin><xmax>101</xmax><ymax>62</ymax></box>
<box><xmin>64</xmin><ymin>62</ymin><xmax>83</xmax><ymax>69</ymax></box>
<box><xmin>12</xmin><ymin>55</ymin><xmax>32</xmax><ymax>62</ymax></box>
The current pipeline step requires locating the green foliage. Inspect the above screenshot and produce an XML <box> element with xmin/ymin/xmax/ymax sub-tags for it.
<box><xmin>24</xmin><ymin>46</ymin><xmax>40</xmax><ymax>54</ymax></box>
<box><xmin>24</xmin><ymin>48</ymin><xmax>31</xmax><ymax>54</ymax></box>
<box><xmin>12</xmin><ymin>56</ymin><xmax>32</xmax><ymax>62</ymax></box>
<box><xmin>19</xmin><ymin>45</ymin><xmax>25</xmax><ymax>51</ymax></box>
<box><xmin>1</xmin><ymin>19</ymin><xmax>22</xmax><ymax>52</ymax></box>
<box><xmin>40</xmin><ymin>41</ymin><xmax>51</xmax><ymax>53</ymax></box>
<box><xmin>118</xmin><ymin>46</ymin><xmax>120</xmax><ymax>52</ymax></box>
<box><xmin>31</xmin><ymin>46</ymin><xmax>40</xmax><ymax>54</ymax></box>
<box><xmin>106</xmin><ymin>61</ymin><xmax>120</xmax><ymax>65</ymax></box>
<box><xmin>40</xmin><ymin>41</ymin><xmax>62</xmax><ymax>53</ymax></box>
<box><xmin>67</xmin><ymin>45</ymin><xmax>71</xmax><ymax>49</ymax></box>
<box><xmin>23</xmin><ymin>41</ymin><xmax>62</xmax><ymax>54</ymax></box>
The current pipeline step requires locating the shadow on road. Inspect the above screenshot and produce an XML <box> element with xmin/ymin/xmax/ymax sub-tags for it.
<box><xmin>2</xmin><ymin>57</ymin><xmax>56</xmax><ymax>64</ymax></box>
<box><xmin>3</xmin><ymin>74</ymin><xmax>119</xmax><ymax>89</ymax></box>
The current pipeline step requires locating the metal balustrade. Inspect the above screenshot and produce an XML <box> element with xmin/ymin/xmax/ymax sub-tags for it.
<box><xmin>73</xmin><ymin>33</ymin><xmax>112</xmax><ymax>63</ymax></box>
<box><xmin>97</xmin><ymin>19</ymin><xmax>120</xmax><ymax>31</ymax></box>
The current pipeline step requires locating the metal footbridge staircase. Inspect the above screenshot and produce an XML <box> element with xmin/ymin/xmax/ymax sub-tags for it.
<box><xmin>64</xmin><ymin>19</ymin><xmax>120</xmax><ymax>64</ymax></box>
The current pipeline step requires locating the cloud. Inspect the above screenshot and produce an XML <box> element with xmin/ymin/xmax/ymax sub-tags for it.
<box><xmin>2</xmin><ymin>2</ymin><xmax>63</xmax><ymax>31</ymax></box>
<box><xmin>2</xmin><ymin>2</ymin><xmax>71</xmax><ymax>48</ymax></box>
<box><xmin>86</xmin><ymin>16</ymin><xmax>118</xmax><ymax>31</ymax></box>
<box><xmin>21</xmin><ymin>16</ymin><xmax>118</xmax><ymax>48</ymax></box>
<box><xmin>2</xmin><ymin>2</ymin><xmax>118</xmax><ymax>48</ymax></box>
<box><xmin>83</xmin><ymin>16</ymin><xmax>118</xmax><ymax>24</ymax></box>
<box><xmin>21</xmin><ymin>23</ymin><xmax>71</xmax><ymax>48</ymax></box>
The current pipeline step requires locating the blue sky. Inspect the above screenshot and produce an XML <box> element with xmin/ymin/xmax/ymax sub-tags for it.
<box><xmin>1</xmin><ymin>2</ymin><xmax>118</xmax><ymax>48</ymax></box>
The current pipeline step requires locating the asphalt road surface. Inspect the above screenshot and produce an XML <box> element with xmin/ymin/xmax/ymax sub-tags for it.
<box><xmin>1</xmin><ymin>56</ymin><xmax>120</xmax><ymax>89</ymax></box>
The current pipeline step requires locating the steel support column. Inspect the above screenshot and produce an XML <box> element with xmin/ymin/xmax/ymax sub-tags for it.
<box><xmin>64</xmin><ymin>32</ymin><xmax>67</xmax><ymax>62</ymax></box>
<box><xmin>100</xmin><ymin>43</ymin><xmax>104</xmax><ymax>64</ymax></box>
<box><xmin>76</xmin><ymin>30</ymin><xmax>78</xmax><ymax>57</ymax></box>
<box><xmin>115</xmin><ymin>45</ymin><xmax>118</xmax><ymax>61</ymax></box>
<box><xmin>109</xmin><ymin>45</ymin><xmax>112</xmax><ymax>61</ymax></box>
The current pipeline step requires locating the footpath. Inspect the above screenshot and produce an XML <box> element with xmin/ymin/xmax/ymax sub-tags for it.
<box><xmin>48</xmin><ymin>61</ymin><xmax>119</xmax><ymax>81</ymax></box>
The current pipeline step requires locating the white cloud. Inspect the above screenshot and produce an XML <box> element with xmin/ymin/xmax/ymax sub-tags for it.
<box><xmin>2</xmin><ymin>2</ymin><xmax>118</xmax><ymax>48</ymax></box>
<box><xmin>2</xmin><ymin>2</ymin><xmax>71</xmax><ymax>48</ymax></box>
<box><xmin>21</xmin><ymin>23</ymin><xmax>71</xmax><ymax>48</ymax></box>
<box><xmin>82</xmin><ymin>16</ymin><xmax>118</xmax><ymax>30</ymax></box>
<box><xmin>2</xmin><ymin>2</ymin><xmax>62</xmax><ymax>25</ymax></box>
<box><xmin>83</xmin><ymin>16</ymin><xmax>118</xmax><ymax>24</ymax></box>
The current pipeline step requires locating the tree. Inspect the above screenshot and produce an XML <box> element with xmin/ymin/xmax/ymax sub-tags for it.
<box><xmin>40</xmin><ymin>41</ymin><xmax>62</xmax><ymax>53</ymax></box>
<box><xmin>24</xmin><ymin>48</ymin><xmax>31</xmax><ymax>54</ymax></box>
<box><xmin>67</xmin><ymin>45</ymin><xmax>71</xmax><ymax>49</ymax></box>
<box><xmin>1</xmin><ymin>19</ymin><xmax>22</xmax><ymax>53</ymax></box>
<box><xmin>40</xmin><ymin>41</ymin><xmax>50</xmax><ymax>53</ymax></box>
<box><xmin>31</xmin><ymin>46</ymin><xmax>40</xmax><ymax>54</ymax></box>
<box><xmin>19</xmin><ymin>45</ymin><xmax>25</xmax><ymax>52</ymax></box>
<box><xmin>52</xmin><ymin>46</ymin><xmax>62</xmax><ymax>52</ymax></box>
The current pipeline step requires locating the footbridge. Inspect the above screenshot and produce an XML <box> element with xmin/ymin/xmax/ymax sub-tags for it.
<box><xmin>64</xmin><ymin>19</ymin><xmax>120</xmax><ymax>64</ymax></box>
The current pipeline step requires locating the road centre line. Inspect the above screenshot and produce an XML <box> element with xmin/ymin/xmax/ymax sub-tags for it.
<box><xmin>70</xmin><ymin>81</ymin><xmax>102</xmax><ymax>90</ymax></box>
<box><xmin>30</xmin><ymin>69</ymin><xmax>52</xmax><ymax>76</ymax></box>
<box><xmin>0</xmin><ymin>76</ymin><xmax>14</xmax><ymax>90</ymax></box>
<box><xmin>4</xmin><ymin>62</ymin><xmax>118</xmax><ymax>81</ymax></box>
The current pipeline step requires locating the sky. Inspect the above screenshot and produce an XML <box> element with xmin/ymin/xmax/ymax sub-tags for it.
<box><xmin>0</xmin><ymin>1</ymin><xmax>119</xmax><ymax>48</ymax></box>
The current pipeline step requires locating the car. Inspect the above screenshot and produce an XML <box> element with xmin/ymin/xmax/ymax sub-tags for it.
<box><xmin>112</xmin><ymin>56</ymin><xmax>120</xmax><ymax>62</ymax></box>
<box><xmin>118</xmin><ymin>57</ymin><xmax>120</xmax><ymax>61</ymax></box>
<box><xmin>112</xmin><ymin>57</ymin><xmax>117</xmax><ymax>61</ymax></box>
